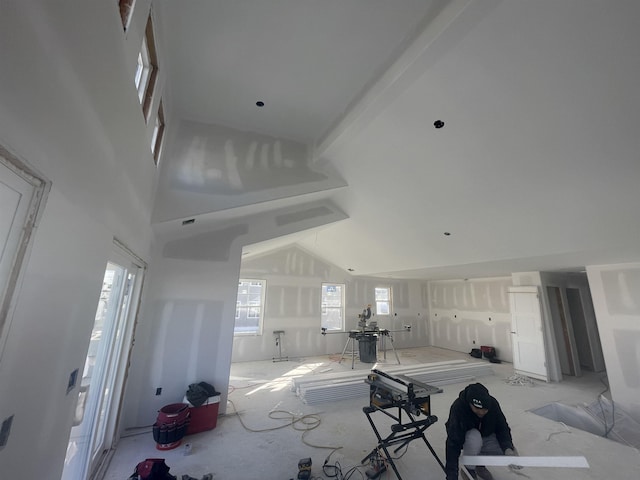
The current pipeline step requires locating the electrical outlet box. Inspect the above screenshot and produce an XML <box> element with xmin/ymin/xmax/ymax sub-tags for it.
<box><xmin>67</xmin><ymin>368</ymin><xmax>79</xmax><ymax>394</ymax></box>
<box><xmin>155</xmin><ymin>387</ymin><xmax>162</xmax><ymax>396</ymax></box>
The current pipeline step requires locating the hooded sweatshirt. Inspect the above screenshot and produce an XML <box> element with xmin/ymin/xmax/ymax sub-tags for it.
<box><xmin>444</xmin><ymin>383</ymin><xmax>514</xmax><ymax>479</ymax></box>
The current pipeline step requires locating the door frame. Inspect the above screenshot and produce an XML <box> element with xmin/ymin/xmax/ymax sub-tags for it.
<box><xmin>94</xmin><ymin>240</ymin><xmax>147</xmax><ymax>477</ymax></box>
<box><xmin>0</xmin><ymin>145</ymin><xmax>50</xmax><ymax>362</ymax></box>
<box><xmin>62</xmin><ymin>240</ymin><xmax>146</xmax><ymax>480</ymax></box>
<box><xmin>547</xmin><ymin>286</ymin><xmax>579</xmax><ymax>377</ymax></box>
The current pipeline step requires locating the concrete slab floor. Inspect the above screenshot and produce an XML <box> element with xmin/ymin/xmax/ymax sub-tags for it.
<box><xmin>102</xmin><ymin>347</ymin><xmax>640</xmax><ymax>480</ymax></box>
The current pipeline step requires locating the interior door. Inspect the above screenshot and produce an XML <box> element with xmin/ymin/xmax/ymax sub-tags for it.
<box><xmin>62</xmin><ymin>246</ymin><xmax>144</xmax><ymax>480</ymax></box>
<box><xmin>508</xmin><ymin>286</ymin><xmax>548</xmax><ymax>381</ymax></box>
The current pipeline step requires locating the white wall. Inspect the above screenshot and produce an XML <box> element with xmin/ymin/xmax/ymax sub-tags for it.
<box><xmin>234</xmin><ymin>245</ymin><xmax>431</xmax><ymax>362</ymax></box>
<box><xmin>123</xmin><ymin>198</ymin><xmax>349</xmax><ymax>426</ymax></box>
<box><xmin>428</xmin><ymin>277</ymin><xmax>513</xmax><ymax>362</ymax></box>
<box><xmin>0</xmin><ymin>1</ymin><xmax>160</xmax><ymax>477</ymax></box>
<box><xmin>587</xmin><ymin>263</ymin><xmax>640</xmax><ymax>422</ymax></box>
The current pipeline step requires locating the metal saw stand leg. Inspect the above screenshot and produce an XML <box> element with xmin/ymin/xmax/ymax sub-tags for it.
<box><xmin>272</xmin><ymin>330</ymin><xmax>288</xmax><ymax>362</ymax></box>
<box><xmin>361</xmin><ymin>406</ymin><xmax>445</xmax><ymax>480</ymax></box>
<box><xmin>379</xmin><ymin>331</ymin><xmax>401</xmax><ymax>365</ymax></box>
<box><xmin>387</xmin><ymin>332</ymin><xmax>401</xmax><ymax>365</ymax></box>
<box><xmin>339</xmin><ymin>333</ymin><xmax>358</xmax><ymax>369</ymax></box>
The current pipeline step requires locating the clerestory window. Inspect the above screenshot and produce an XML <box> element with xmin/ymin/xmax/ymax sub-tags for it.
<box><xmin>134</xmin><ymin>14</ymin><xmax>158</xmax><ymax>121</ymax></box>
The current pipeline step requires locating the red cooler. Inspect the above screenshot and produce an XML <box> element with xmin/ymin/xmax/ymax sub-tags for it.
<box><xmin>184</xmin><ymin>395</ymin><xmax>220</xmax><ymax>435</ymax></box>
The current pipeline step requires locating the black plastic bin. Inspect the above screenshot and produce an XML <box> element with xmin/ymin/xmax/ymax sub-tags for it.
<box><xmin>358</xmin><ymin>334</ymin><xmax>378</xmax><ymax>363</ymax></box>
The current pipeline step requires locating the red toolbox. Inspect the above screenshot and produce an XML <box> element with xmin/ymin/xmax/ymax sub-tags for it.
<box><xmin>184</xmin><ymin>395</ymin><xmax>220</xmax><ymax>435</ymax></box>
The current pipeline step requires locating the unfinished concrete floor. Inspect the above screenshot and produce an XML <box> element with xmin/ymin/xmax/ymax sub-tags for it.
<box><xmin>102</xmin><ymin>347</ymin><xmax>640</xmax><ymax>480</ymax></box>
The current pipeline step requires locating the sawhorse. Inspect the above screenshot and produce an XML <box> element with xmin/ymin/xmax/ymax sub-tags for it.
<box><xmin>361</xmin><ymin>404</ymin><xmax>445</xmax><ymax>479</ymax></box>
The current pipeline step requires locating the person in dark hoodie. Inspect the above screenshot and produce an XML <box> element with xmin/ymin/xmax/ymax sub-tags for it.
<box><xmin>444</xmin><ymin>383</ymin><xmax>519</xmax><ymax>480</ymax></box>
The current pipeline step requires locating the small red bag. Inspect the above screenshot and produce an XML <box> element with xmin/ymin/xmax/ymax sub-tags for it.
<box><xmin>480</xmin><ymin>345</ymin><xmax>496</xmax><ymax>359</ymax></box>
<box><xmin>131</xmin><ymin>458</ymin><xmax>172</xmax><ymax>480</ymax></box>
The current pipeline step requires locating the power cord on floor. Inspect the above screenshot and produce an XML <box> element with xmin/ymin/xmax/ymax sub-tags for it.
<box><xmin>227</xmin><ymin>399</ymin><xmax>343</xmax><ymax>453</ymax></box>
<box><xmin>320</xmin><ymin>447</ymin><xmax>378</xmax><ymax>480</ymax></box>
<box><xmin>546</xmin><ymin>421</ymin><xmax>572</xmax><ymax>441</ymax></box>
<box><xmin>321</xmin><ymin>460</ymin><xmax>367</xmax><ymax>480</ymax></box>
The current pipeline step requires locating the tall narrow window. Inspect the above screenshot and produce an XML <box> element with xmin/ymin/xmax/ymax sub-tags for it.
<box><xmin>321</xmin><ymin>283</ymin><xmax>345</xmax><ymax>331</ymax></box>
<box><xmin>151</xmin><ymin>100</ymin><xmax>165</xmax><ymax>165</ymax></box>
<box><xmin>119</xmin><ymin>0</ymin><xmax>136</xmax><ymax>30</ymax></box>
<box><xmin>375</xmin><ymin>287</ymin><xmax>391</xmax><ymax>315</ymax></box>
<box><xmin>134</xmin><ymin>14</ymin><xmax>159</xmax><ymax>120</ymax></box>
<box><xmin>235</xmin><ymin>279</ymin><xmax>266</xmax><ymax>335</ymax></box>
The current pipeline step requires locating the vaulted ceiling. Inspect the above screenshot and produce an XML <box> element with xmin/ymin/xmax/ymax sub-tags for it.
<box><xmin>153</xmin><ymin>0</ymin><xmax>640</xmax><ymax>279</ymax></box>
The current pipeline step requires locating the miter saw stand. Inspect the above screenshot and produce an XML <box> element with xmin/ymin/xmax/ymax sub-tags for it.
<box><xmin>337</xmin><ymin>327</ymin><xmax>402</xmax><ymax>369</ymax></box>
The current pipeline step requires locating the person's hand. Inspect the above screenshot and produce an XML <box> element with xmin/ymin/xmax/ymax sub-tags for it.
<box><xmin>505</xmin><ymin>447</ymin><xmax>523</xmax><ymax>470</ymax></box>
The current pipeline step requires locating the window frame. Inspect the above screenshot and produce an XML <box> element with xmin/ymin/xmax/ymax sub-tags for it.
<box><xmin>135</xmin><ymin>14</ymin><xmax>159</xmax><ymax>121</ymax></box>
<box><xmin>118</xmin><ymin>0</ymin><xmax>136</xmax><ymax>31</ymax></box>
<box><xmin>234</xmin><ymin>279</ymin><xmax>266</xmax><ymax>336</ymax></box>
<box><xmin>374</xmin><ymin>286</ymin><xmax>392</xmax><ymax>316</ymax></box>
<box><xmin>151</xmin><ymin>100</ymin><xmax>165</xmax><ymax>165</ymax></box>
<box><xmin>321</xmin><ymin>283</ymin><xmax>345</xmax><ymax>332</ymax></box>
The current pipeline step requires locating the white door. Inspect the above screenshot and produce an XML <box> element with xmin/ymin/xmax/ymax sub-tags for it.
<box><xmin>0</xmin><ymin>149</ymin><xmax>47</xmax><ymax>359</ymax></box>
<box><xmin>62</xmin><ymin>247</ymin><xmax>145</xmax><ymax>480</ymax></box>
<box><xmin>508</xmin><ymin>286</ymin><xmax>548</xmax><ymax>381</ymax></box>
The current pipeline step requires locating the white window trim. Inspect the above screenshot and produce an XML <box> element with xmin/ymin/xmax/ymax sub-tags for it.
<box><xmin>321</xmin><ymin>283</ymin><xmax>345</xmax><ymax>332</ymax></box>
<box><xmin>375</xmin><ymin>286</ymin><xmax>392</xmax><ymax>316</ymax></box>
<box><xmin>151</xmin><ymin>100</ymin><xmax>165</xmax><ymax>164</ymax></box>
<box><xmin>135</xmin><ymin>37</ymin><xmax>151</xmax><ymax>103</ymax></box>
<box><xmin>234</xmin><ymin>279</ymin><xmax>266</xmax><ymax>336</ymax></box>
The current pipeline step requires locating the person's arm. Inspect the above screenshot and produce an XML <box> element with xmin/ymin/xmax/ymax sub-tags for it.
<box><xmin>444</xmin><ymin>435</ymin><xmax>462</xmax><ymax>480</ymax></box>
<box><xmin>444</xmin><ymin>404</ymin><xmax>465</xmax><ymax>480</ymax></box>
<box><xmin>493</xmin><ymin>402</ymin><xmax>514</xmax><ymax>452</ymax></box>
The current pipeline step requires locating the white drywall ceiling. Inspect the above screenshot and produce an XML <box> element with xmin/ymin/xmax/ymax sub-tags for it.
<box><xmin>155</xmin><ymin>0</ymin><xmax>640</xmax><ymax>279</ymax></box>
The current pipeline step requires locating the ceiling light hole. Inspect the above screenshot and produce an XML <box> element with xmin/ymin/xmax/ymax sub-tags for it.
<box><xmin>256</xmin><ymin>101</ymin><xmax>265</xmax><ymax>107</ymax></box>
<box><xmin>347</xmin><ymin>268</ymin><xmax>355</xmax><ymax>272</ymax></box>
<box><xmin>434</xmin><ymin>120</ymin><xmax>444</xmax><ymax>129</ymax></box>
<box><xmin>444</xmin><ymin>232</ymin><xmax>451</xmax><ymax>236</ymax></box>
<box><xmin>182</xmin><ymin>218</ymin><xmax>195</xmax><ymax>226</ymax></box>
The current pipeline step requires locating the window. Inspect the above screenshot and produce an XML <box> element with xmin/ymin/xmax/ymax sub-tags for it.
<box><xmin>134</xmin><ymin>14</ymin><xmax>159</xmax><ymax>120</ymax></box>
<box><xmin>118</xmin><ymin>0</ymin><xmax>136</xmax><ymax>31</ymax></box>
<box><xmin>375</xmin><ymin>287</ymin><xmax>391</xmax><ymax>315</ymax></box>
<box><xmin>234</xmin><ymin>279</ymin><xmax>266</xmax><ymax>335</ymax></box>
<box><xmin>151</xmin><ymin>100</ymin><xmax>165</xmax><ymax>165</ymax></box>
<box><xmin>321</xmin><ymin>283</ymin><xmax>345</xmax><ymax>331</ymax></box>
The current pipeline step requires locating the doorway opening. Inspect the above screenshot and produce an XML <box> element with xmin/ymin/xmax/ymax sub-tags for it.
<box><xmin>546</xmin><ymin>279</ymin><xmax>605</xmax><ymax>379</ymax></box>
